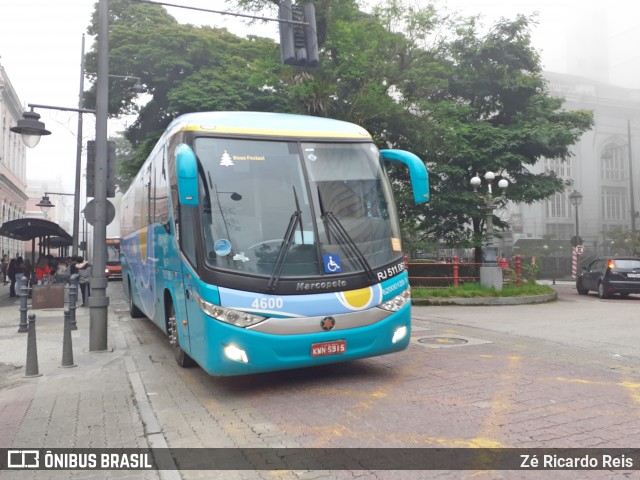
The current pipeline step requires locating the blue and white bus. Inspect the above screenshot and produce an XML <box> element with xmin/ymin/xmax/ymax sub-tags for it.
<box><xmin>120</xmin><ymin>112</ymin><xmax>429</xmax><ymax>376</ymax></box>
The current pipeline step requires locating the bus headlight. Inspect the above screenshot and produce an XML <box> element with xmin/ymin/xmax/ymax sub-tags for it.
<box><xmin>224</xmin><ymin>344</ymin><xmax>249</xmax><ymax>363</ymax></box>
<box><xmin>392</xmin><ymin>325</ymin><xmax>408</xmax><ymax>343</ymax></box>
<box><xmin>197</xmin><ymin>296</ymin><xmax>266</xmax><ymax>328</ymax></box>
<box><xmin>378</xmin><ymin>288</ymin><xmax>411</xmax><ymax>312</ymax></box>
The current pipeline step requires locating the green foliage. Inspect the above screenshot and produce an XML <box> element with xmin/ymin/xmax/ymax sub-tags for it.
<box><xmin>85</xmin><ymin>0</ymin><xmax>594</xmax><ymax>251</ymax></box>
<box><xmin>412</xmin><ymin>281</ymin><xmax>554</xmax><ymax>298</ymax></box>
<box><xmin>520</xmin><ymin>259</ymin><xmax>541</xmax><ymax>282</ymax></box>
<box><xmin>395</xmin><ymin>12</ymin><xmax>594</xmax><ymax>256</ymax></box>
<box><xmin>110</xmin><ymin>131</ymin><xmax>136</xmax><ymax>192</ymax></box>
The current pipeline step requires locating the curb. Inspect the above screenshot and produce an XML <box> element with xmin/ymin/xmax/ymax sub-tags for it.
<box><xmin>411</xmin><ymin>291</ymin><xmax>558</xmax><ymax>306</ymax></box>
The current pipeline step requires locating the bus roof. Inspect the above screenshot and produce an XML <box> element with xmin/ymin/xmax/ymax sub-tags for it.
<box><xmin>166</xmin><ymin>112</ymin><xmax>373</xmax><ymax>140</ymax></box>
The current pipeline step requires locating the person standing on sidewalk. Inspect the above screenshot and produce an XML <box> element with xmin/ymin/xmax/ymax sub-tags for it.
<box><xmin>76</xmin><ymin>258</ymin><xmax>92</xmax><ymax>306</ymax></box>
<box><xmin>7</xmin><ymin>256</ymin><xmax>16</xmax><ymax>297</ymax></box>
<box><xmin>1</xmin><ymin>254</ymin><xmax>9</xmax><ymax>285</ymax></box>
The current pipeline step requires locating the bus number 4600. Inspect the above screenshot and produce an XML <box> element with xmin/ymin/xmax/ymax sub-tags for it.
<box><xmin>251</xmin><ymin>297</ymin><xmax>284</xmax><ymax>310</ymax></box>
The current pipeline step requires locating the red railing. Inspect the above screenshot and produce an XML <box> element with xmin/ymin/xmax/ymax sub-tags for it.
<box><xmin>407</xmin><ymin>255</ymin><xmax>522</xmax><ymax>288</ymax></box>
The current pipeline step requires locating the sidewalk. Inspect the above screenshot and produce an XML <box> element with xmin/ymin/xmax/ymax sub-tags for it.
<box><xmin>0</xmin><ymin>282</ymin><xmax>166</xmax><ymax>479</ymax></box>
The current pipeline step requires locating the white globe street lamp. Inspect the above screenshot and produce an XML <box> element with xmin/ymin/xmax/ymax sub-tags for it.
<box><xmin>470</xmin><ymin>172</ymin><xmax>509</xmax><ymax>289</ymax></box>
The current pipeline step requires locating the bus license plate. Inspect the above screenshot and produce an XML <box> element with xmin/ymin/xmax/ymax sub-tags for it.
<box><xmin>311</xmin><ymin>340</ymin><xmax>346</xmax><ymax>357</ymax></box>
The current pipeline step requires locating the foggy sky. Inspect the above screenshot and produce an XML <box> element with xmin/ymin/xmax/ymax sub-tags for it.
<box><xmin>1</xmin><ymin>0</ymin><xmax>639</xmax><ymax>190</ymax></box>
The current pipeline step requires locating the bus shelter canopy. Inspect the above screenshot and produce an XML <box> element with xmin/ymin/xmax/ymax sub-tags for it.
<box><xmin>0</xmin><ymin>218</ymin><xmax>72</xmax><ymax>243</ymax></box>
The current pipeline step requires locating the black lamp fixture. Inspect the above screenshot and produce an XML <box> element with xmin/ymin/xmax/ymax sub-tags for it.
<box><xmin>36</xmin><ymin>195</ymin><xmax>54</xmax><ymax>208</ymax></box>
<box><xmin>569</xmin><ymin>189</ymin><xmax>583</xmax><ymax>207</ymax></box>
<box><xmin>36</xmin><ymin>191</ymin><xmax>75</xmax><ymax>210</ymax></box>
<box><xmin>10</xmin><ymin>108</ymin><xmax>52</xmax><ymax>148</ymax></box>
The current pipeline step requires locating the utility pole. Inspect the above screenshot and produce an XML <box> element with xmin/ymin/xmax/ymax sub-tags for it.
<box><xmin>628</xmin><ymin>120</ymin><xmax>636</xmax><ymax>234</ymax></box>
<box><xmin>89</xmin><ymin>0</ymin><xmax>110</xmax><ymax>352</ymax></box>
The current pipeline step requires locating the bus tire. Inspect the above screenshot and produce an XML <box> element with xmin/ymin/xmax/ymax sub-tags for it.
<box><xmin>168</xmin><ymin>303</ymin><xmax>195</xmax><ymax>368</ymax></box>
<box><xmin>127</xmin><ymin>279</ymin><xmax>144</xmax><ymax>318</ymax></box>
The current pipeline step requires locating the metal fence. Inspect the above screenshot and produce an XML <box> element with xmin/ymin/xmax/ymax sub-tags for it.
<box><xmin>407</xmin><ymin>255</ymin><xmax>524</xmax><ymax>288</ymax></box>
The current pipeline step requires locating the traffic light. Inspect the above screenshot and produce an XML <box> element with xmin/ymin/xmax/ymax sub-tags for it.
<box><xmin>279</xmin><ymin>1</ymin><xmax>319</xmax><ymax>67</ymax></box>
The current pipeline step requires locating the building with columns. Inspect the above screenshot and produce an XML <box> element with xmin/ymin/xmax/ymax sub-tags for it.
<box><xmin>499</xmin><ymin>71</ymin><xmax>640</xmax><ymax>274</ymax></box>
<box><xmin>0</xmin><ymin>62</ymin><xmax>29</xmax><ymax>258</ymax></box>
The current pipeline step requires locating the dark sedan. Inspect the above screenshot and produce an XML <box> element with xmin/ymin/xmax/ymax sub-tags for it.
<box><xmin>576</xmin><ymin>257</ymin><xmax>640</xmax><ymax>298</ymax></box>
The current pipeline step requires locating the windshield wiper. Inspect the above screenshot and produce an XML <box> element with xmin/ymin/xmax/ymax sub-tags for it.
<box><xmin>317</xmin><ymin>187</ymin><xmax>376</xmax><ymax>283</ymax></box>
<box><xmin>266</xmin><ymin>187</ymin><xmax>303</xmax><ymax>291</ymax></box>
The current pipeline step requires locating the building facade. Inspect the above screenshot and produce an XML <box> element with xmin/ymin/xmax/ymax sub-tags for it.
<box><xmin>0</xmin><ymin>63</ymin><xmax>28</xmax><ymax>257</ymax></box>
<box><xmin>503</xmin><ymin>71</ymin><xmax>640</xmax><ymax>271</ymax></box>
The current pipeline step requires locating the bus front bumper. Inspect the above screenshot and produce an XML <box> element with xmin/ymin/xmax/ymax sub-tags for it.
<box><xmin>198</xmin><ymin>305</ymin><xmax>412</xmax><ymax>376</ymax></box>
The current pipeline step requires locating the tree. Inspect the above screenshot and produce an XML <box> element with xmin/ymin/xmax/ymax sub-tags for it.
<box><xmin>390</xmin><ymin>12</ymin><xmax>594</xmax><ymax>261</ymax></box>
<box><xmin>84</xmin><ymin>0</ymin><xmax>594</xmax><ymax>259</ymax></box>
<box><xmin>111</xmin><ymin>131</ymin><xmax>136</xmax><ymax>192</ymax></box>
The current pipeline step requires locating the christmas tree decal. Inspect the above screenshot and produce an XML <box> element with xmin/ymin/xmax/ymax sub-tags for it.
<box><xmin>220</xmin><ymin>150</ymin><xmax>234</xmax><ymax>167</ymax></box>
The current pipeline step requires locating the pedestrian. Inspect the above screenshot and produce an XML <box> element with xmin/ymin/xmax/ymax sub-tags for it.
<box><xmin>35</xmin><ymin>256</ymin><xmax>51</xmax><ymax>285</ymax></box>
<box><xmin>53</xmin><ymin>259</ymin><xmax>69</xmax><ymax>284</ymax></box>
<box><xmin>7</xmin><ymin>256</ymin><xmax>17</xmax><ymax>297</ymax></box>
<box><xmin>23</xmin><ymin>259</ymin><xmax>34</xmax><ymax>287</ymax></box>
<box><xmin>14</xmin><ymin>256</ymin><xmax>26</xmax><ymax>293</ymax></box>
<box><xmin>1</xmin><ymin>254</ymin><xmax>9</xmax><ymax>284</ymax></box>
<box><xmin>76</xmin><ymin>257</ymin><xmax>92</xmax><ymax>306</ymax></box>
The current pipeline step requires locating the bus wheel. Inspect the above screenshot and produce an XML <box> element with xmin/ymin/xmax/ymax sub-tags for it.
<box><xmin>127</xmin><ymin>279</ymin><xmax>144</xmax><ymax>318</ymax></box>
<box><xmin>168</xmin><ymin>303</ymin><xmax>195</xmax><ymax>368</ymax></box>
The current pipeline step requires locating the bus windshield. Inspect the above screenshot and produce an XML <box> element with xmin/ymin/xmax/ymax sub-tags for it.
<box><xmin>195</xmin><ymin>138</ymin><xmax>402</xmax><ymax>278</ymax></box>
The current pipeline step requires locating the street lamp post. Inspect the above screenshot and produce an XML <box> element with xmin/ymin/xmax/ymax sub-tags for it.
<box><xmin>569</xmin><ymin>189</ymin><xmax>583</xmax><ymax>279</ymax></box>
<box><xmin>569</xmin><ymin>189</ymin><xmax>582</xmax><ymax>243</ymax></box>
<box><xmin>470</xmin><ymin>171</ymin><xmax>509</xmax><ymax>290</ymax></box>
<box><xmin>88</xmin><ymin>0</ymin><xmax>111</xmax><ymax>352</ymax></box>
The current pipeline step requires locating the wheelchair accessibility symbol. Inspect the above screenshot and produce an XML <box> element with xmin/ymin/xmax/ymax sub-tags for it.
<box><xmin>323</xmin><ymin>254</ymin><xmax>342</xmax><ymax>274</ymax></box>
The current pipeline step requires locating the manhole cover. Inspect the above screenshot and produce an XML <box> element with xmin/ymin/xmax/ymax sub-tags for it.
<box><xmin>418</xmin><ymin>336</ymin><xmax>468</xmax><ymax>346</ymax></box>
<box><xmin>413</xmin><ymin>334</ymin><xmax>492</xmax><ymax>348</ymax></box>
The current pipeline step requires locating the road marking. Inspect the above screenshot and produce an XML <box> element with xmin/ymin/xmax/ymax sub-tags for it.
<box><xmin>620</xmin><ymin>381</ymin><xmax>640</xmax><ymax>404</ymax></box>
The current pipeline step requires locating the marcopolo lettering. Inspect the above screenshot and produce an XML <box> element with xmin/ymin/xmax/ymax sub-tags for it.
<box><xmin>296</xmin><ymin>280</ymin><xmax>347</xmax><ymax>291</ymax></box>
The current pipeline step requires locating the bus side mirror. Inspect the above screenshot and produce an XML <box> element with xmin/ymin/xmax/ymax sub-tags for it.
<box><xmin>380</xmin><ymin>149</ymin><xmax>430</xmax><ymax>204</ymax></box>
<box><xmin>175</xmin><ymin>144</ymin><xmax>199</xmax><ymax>206</ymax></box>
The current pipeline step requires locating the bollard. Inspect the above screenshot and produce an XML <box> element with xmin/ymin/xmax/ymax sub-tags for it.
<box><xmin>18</xmin><ymin>276</ymin><xmax>29</xmax><ymax>333</ymax></box>
<box><xmin>68</xmin><ymin>282</ymin><xmax>78</xmax><ymax>330</ymax></box>
<box><xmin>61</xmin><ymin>310</ymin><xmax>77</xmax><ymax>368</ymax></box>
<box><xmin>24</xmin><ymin>313</ymin><xmax>42</xmax><ymax>378</ymax></box>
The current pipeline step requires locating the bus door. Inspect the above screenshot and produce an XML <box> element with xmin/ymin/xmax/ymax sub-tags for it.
<box><xmin>173</xmin><ymin>144</ymin><xmax>202</xmax><ymax>357</ymax></box>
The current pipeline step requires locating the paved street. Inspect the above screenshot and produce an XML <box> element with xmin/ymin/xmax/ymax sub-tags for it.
<box><xmin>1</xmin><ymin>280</ymin><xmax>639</xmax><ymax>479</ymax></box>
